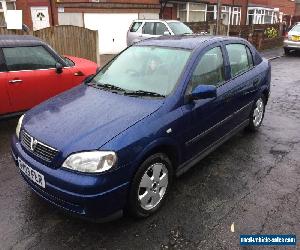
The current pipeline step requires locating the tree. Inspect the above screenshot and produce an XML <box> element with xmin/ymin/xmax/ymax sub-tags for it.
<box><xmin>159</xmin><ymin>0</ymin><xmax>170</xmax><ymax>19</ymax></box>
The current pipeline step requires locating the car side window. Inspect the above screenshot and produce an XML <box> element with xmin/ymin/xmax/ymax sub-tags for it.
<box><xmin>155</xmin><ymin>22</ymin><xmax>168</xmax><ymax>35</ymax></box>
<box><xmin>189</xmin><ymin>46</ymin><xmax>225</xmax><ymax>91</ymax></box>
<box><xmin>226</xmin><ymin>44</ymin><xmax>252</xmax><ymax>77</ymax></box>
<box><xmin>142</xmin><ymin>22</ymin><xmax>155</xmax><ymax>35</ymax></box>
<box><xmin>3</xmin><ymin>46</ymin><xmax>57</xmax><ymax>71</ymax></box>
<box><xmin>130</xmin><ymin>22</ymin><xmax>142</xmax><ymax>32</ymax></box>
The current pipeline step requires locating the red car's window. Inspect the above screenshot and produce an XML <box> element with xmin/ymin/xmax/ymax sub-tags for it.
<box><xmin>3</xmin><ymin>46</ymin><xmax>57</xmax><ymax>71</ymax></box>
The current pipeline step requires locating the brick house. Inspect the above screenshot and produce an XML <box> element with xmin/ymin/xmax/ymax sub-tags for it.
<box><xmin>164</xmin><ymin>0</ymin><xmax>296</xmax><ymax>25</ymax></box>
<box><xmin>5</xmin><ymin>0</ymin><xmax>296</xmax><ymax>54</ymax></box>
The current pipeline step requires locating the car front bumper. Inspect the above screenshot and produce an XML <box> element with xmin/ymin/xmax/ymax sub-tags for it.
<box><xmin>11</xmin><ymin>135</ymin><xmax>130</xmax><ymax>221</ymax></box>
<box><xmin>284</xmin><ymin>40</ymin><xmax>300</xmax><ymax>50</ymax></box>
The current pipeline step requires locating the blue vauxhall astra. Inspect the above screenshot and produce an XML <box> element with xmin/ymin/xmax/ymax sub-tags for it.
<box><xmin>11</xmin><ymin>35</ymin><xmax>271</xmax><ymax>221</ymax></box>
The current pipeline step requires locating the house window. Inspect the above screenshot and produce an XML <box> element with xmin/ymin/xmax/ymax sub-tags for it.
<box><xmin>178</xmin><ymin>3</ymin><xmax>206</xmax><ymax>22</ymax></box>
<box><xmin>247</xmin><ymin>7</ymin><xmax>278</xmax><ymax>25</ymax></box>
<box><xmin>178</xmin><ymin>3</ymin><xmax>187</xmax><ymax>22</ymax></box>
<box><xmin>177</xmin><ymin>3</ymin><xmax>241</xmax><ymax>25</ymax></box>
<box><xmin>189</xmin><ymin>3</ymin><xmax>206</xmax><ymax>22</ymax></box>
<box><xmin>222</xmin><ymin>6</ymin><xmax>230</xmax><ymax>25</ymax></box>
<box><xmin>6</xmin><ymin>2</ymin><xmax>16</xmax><ymax>10</ymax></box>
<box><xmin>206</xmin><ymin>4</ymin><xmax>216</xmax><ymax>21</ymax></box>
<box><xmin>206</xmin><ymin>5</ymin><xmax>241</xmax><ymax>25</ymax></box>
<box><xmin>231</xmin><ymin>7</ymin><xmax>241</xmax><ymax>25</ymax></box>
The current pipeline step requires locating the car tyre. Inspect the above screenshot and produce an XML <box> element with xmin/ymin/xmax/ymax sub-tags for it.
<box><xmin>127</xmin><ymin>153</ymin><xmax>173</xmax><ymax>218</ymax></box>
<box><xmin>246</xmin><ymin>96</ymin><xmax>266</xmax><ymax>132</ymax></box>
<box><xmin>284</xmin><ymin>48</ymin><xmax>290</xmax><ymax>55</ymax></box>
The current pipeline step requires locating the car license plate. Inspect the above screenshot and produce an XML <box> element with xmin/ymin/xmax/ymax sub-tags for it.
<box><xmin>18</xmin><ymin>158</ymin><xmax>45</xmax><ymax>188</ymax></box>
<box><xmin>292</xmin><ymin>35</ymin><xmax>300</xmax><ymax>41</ymax></box>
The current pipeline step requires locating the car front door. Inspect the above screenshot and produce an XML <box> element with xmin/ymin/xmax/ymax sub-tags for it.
<box><xmin>2</xmin><ymin>45</ymin><xmax>79</xmax><ymax>113</ymax></box>
<box><xmin>0</xmin><ymin>49</ymin><xmax>12</xmax><ymax>115</ymax></box>
<box><xmin>180</xmin><ymin>44</ymin><xmax>240</xmax><ymax>161</ymax></box>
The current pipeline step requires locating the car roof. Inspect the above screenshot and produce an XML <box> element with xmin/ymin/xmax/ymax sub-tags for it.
<box><xmin>0</xmin><ymin>35</ymin><xmax>46</xmax><ymax>47</ymax></box>
<box><xmin>135</xmin><ymin>34</ymin><xmax>244</xmax><ymax>50</ymax></box>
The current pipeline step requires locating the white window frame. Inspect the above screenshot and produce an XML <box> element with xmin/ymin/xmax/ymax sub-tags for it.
<box><xmin>177</xmin><ymin>3</ymin><xmax>241</xmax><ymax>25</ymax></box>
<box><xmin>247</xmin><ymin>7</ymin><xmax>279</xmax><ymax>25</ymax></box>
<box><xmin>0</xmin><ymin>1</ymin><xmax>16</xmax><ymax>12</ymax></box>
<box><xmin>231</xmin><ymin>6</ymin><xmax>241</xmax><ymax>25</ymax></box>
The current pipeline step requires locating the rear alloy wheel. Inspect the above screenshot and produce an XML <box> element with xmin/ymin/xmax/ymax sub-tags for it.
<box><xmin>127</xmin><ymin>153</ymin><xmax>173</xmax><ymax>218</ymax></box>
<box><xmin>246</xmin><ymin>97</ymin><xmax>265</xmax><ymax>131</ymax></box>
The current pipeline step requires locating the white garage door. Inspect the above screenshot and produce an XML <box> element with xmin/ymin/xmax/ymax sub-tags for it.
<box><xmin>84</xmin><ymin>13</ymin><xmax>138</xmax><ymax>54</ymax></box>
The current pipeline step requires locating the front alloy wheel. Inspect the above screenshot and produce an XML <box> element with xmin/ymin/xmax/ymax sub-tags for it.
<box><xmin>127</xmin><ymin>153</ymin><xmax>173</xmax><ymax>218</ymax></box>
<box><xmin>138</xmin><ymin>163</ymin><xmax>168</xmax><ymax>210</ymax></box>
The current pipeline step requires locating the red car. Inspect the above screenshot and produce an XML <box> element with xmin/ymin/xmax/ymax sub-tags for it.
<box><xmin>0</xmin><ymin>35</ymin><xmax>98</xmax><ymax>117</ymax></box>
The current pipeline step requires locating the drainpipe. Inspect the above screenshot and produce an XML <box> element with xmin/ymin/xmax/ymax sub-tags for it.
<box><xmin>216</xmin><ymin>0</ymin><xmax>221</xmax><ymax>35</ymax></box>
<box><xmin>49</xmin><ymin>0</ymin><xmax>55</xmax><ymax>26</ymax></box>
<box><xmin>227</xmin><ymin>7</ymin><xmax>231</xmax><ymax>36</ymax></box>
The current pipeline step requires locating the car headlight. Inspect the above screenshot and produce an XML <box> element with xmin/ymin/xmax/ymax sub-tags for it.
<box><xmin>62</xmin><ymin>151</ymin><xmax>117</xmax><ymax>173</ymax></box>
<box><xmin>16</xmin><ymin>114</ymin><xmax>24</xmax><ymax>139</ymax></box>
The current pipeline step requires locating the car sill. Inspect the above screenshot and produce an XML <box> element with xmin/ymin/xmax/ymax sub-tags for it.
<box><xmin>176</xmin><ymin>119</ymin><xmax>250</xmax><ymax>177</ymax></box>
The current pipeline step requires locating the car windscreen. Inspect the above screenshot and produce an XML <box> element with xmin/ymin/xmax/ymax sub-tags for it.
<box><xmin>90</xmin><ymin>46</ymin><xmax>191</xmax><ymax>97</ymax></box>
<box><xmin>168</xmin><ymin>22</ymin><xmax>193</xmax><ymax>35</ymax></box>
<box><xmin>291</xmin><ymin>25</ymin><xmax>300</xmax><ymax>32</ymax></box>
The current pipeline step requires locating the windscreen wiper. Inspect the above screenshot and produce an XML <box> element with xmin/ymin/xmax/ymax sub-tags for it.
<box><xmin>89</xmin><ymin>82</ymin><xmax>126</xmax><ymax>92</ymax></box>
<box><xmin>124</xmin><ymin>90</ymin><xmax>165</xmax><ymax>98</ymax></box>
<box><xmin>99</xmin><ymin>83</ymin><xmax>126</xmax><ymax>92</ymax></box>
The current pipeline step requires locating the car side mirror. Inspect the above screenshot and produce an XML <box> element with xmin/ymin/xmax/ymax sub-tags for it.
<box><xmin>163</xmin><ymin>31</ymin><xmax>171</xmax><ymax>36</ymax></box>
<box><xmin>55</xmin><ymin>63</ymin><xmax>63</xmax><ymax>74</ymax></box>
<box><xmin>189</xmin><ymin>85</ymin><xmax>217</xmax><ymax>100</ymax></box>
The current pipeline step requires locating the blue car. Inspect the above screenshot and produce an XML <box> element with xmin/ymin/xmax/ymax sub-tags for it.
<box><xmin>11</xmin><ymin>35</ymin><xmax>271</xmax><ymax>221</ymax></box>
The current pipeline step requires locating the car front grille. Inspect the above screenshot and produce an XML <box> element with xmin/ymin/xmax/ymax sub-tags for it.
<box><xmin>21</xmin><ymin>131</ymin><xmax>58</xmax><ymax>162</ymax></box>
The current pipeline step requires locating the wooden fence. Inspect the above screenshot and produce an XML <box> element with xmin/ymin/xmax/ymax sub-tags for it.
<box><xmin>186</xmin><ymin>22</ymin><xmax>284</xmax><ymax>50</ymax></box>
<box><xmin>0</xmin><ymin>25</ymin><xmax>99</xmax><ymax>64</ymax></box>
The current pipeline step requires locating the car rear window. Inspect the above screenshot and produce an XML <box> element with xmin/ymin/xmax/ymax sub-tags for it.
<box><xmin>130</xmin><ymin>22</ymin><xmax>142</xmax><ymax>32</ymax></box>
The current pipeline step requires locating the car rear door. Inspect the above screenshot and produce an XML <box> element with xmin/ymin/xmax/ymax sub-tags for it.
<box><xmin>223</xmin><ymin>42</ymin><xmax>261</xmax><ymax>125</ymax></box>
<box><xmin>141</xmin><ymin>22</ymin><xmax>157</xmax><ymax>40</ymax></box>
<box><xmin>2</xmin><ymin>45</ymin><xmax>79</xmax><ymax>113</ymax></box>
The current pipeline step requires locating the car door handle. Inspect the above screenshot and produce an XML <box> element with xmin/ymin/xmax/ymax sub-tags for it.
<box><xmin>253</xmin><ymin>78</ymin><xmax>260</xmax><ymax>87</ymax></box>
<box><xmin>9</xmin><ymin>79</ymin><xmax>23</xmax><ymax>84</ymax></box>
<box><xmin>74</xmin><ymin>71</ymin><xmax>85</xmax><ymax>76</ymax></box>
